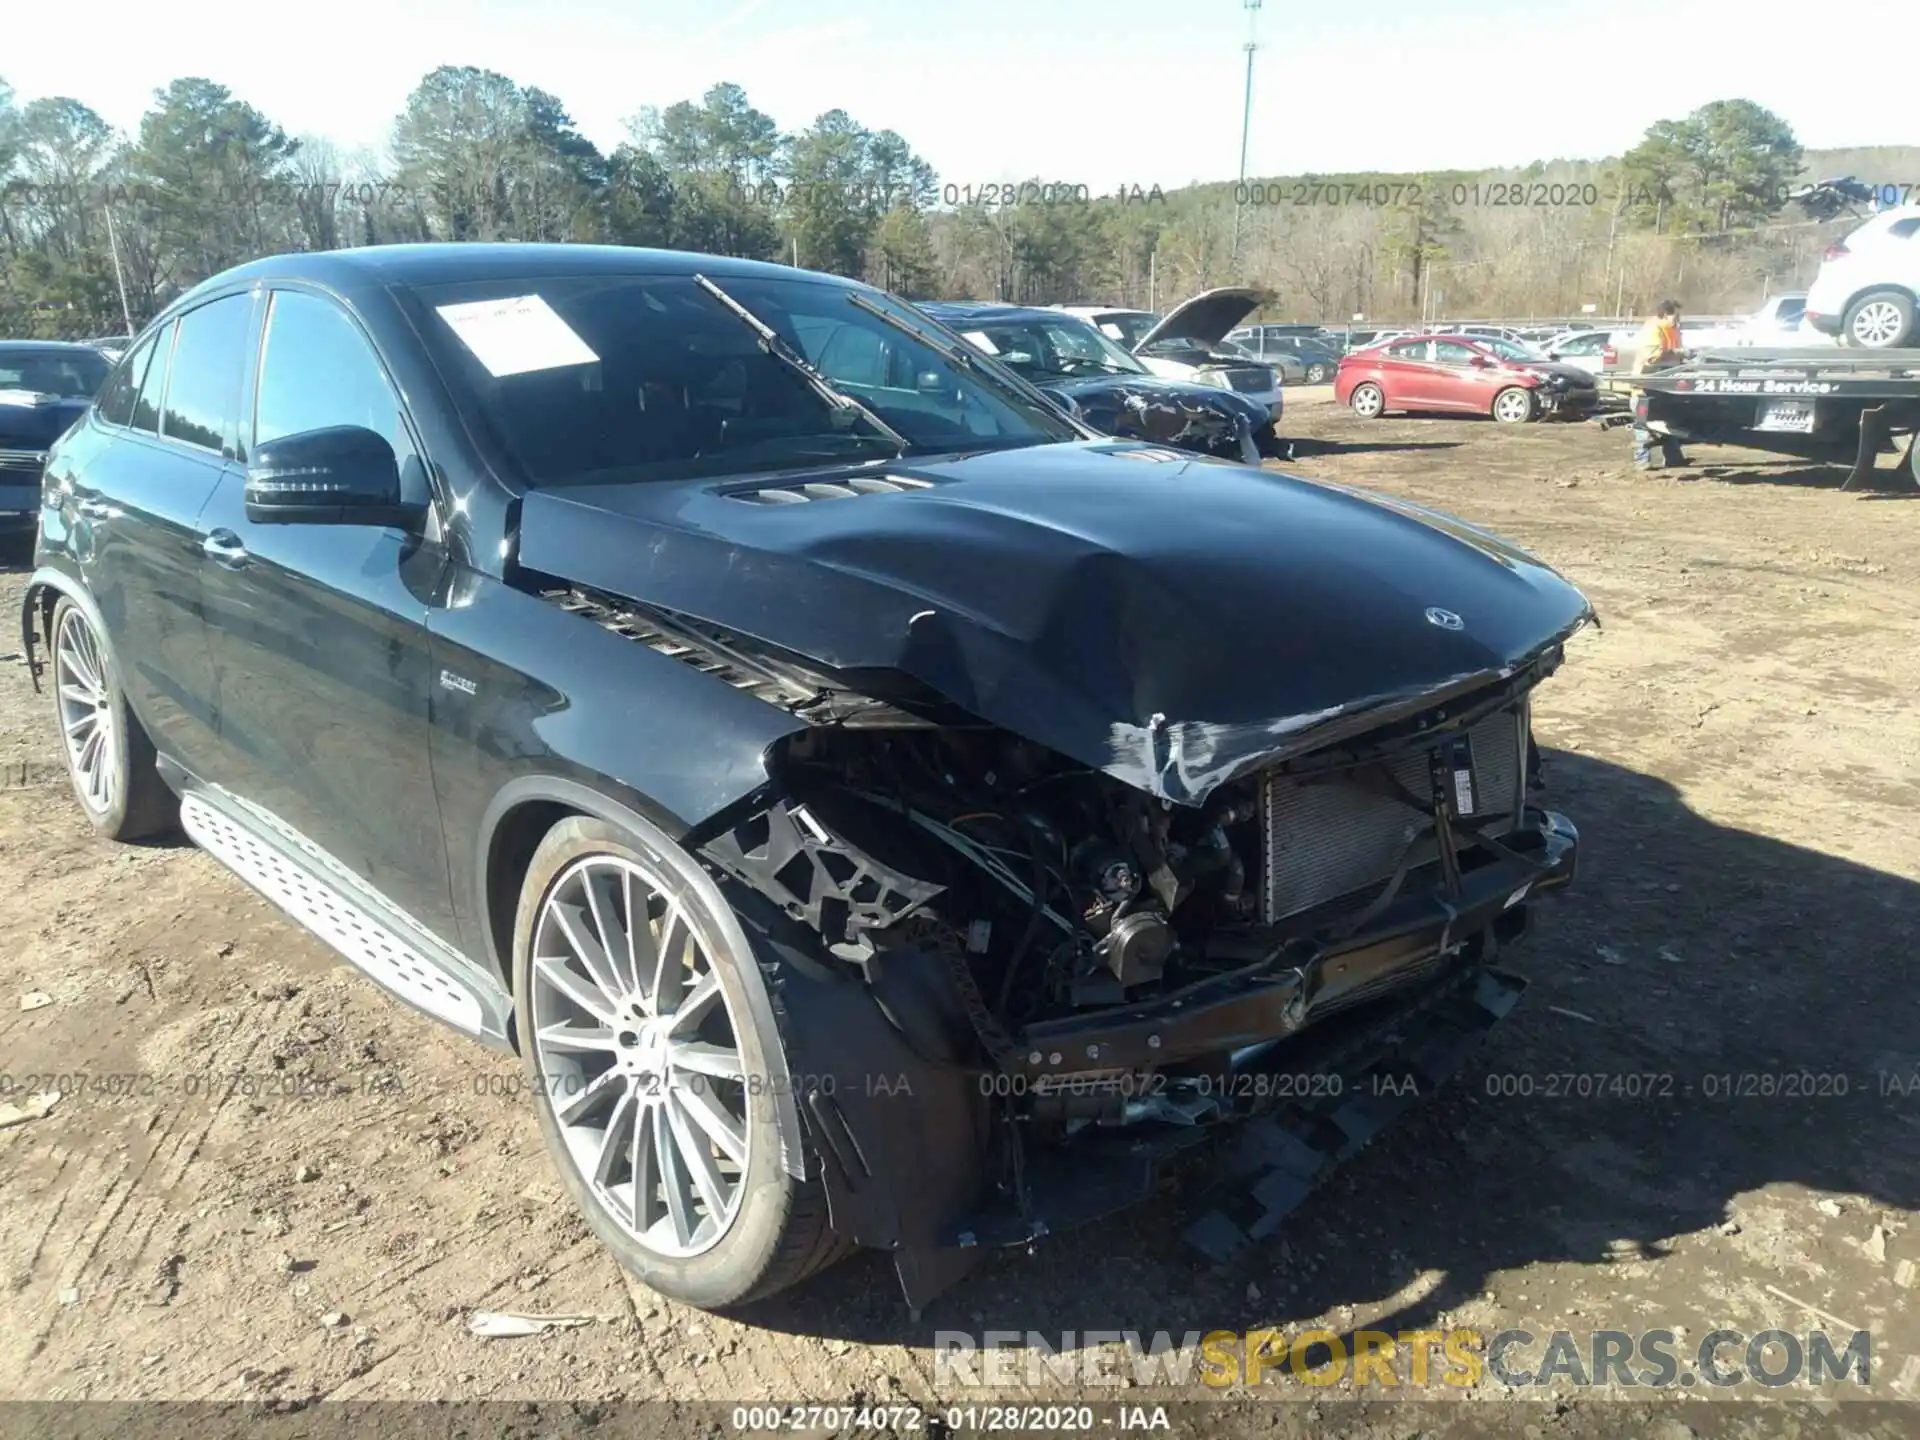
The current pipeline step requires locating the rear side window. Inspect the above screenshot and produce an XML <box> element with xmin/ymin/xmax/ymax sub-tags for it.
<box><xmin>95</xmin><ymin>336</ymin><xmax>157</xmax><ymax>427</ymax></box>
<box><xmin>129</xmin><ymin>322</ymin><xmax>176</xmax><ymax>434</ymax></box>
<box><xmin>1387</xmin><ymin>340</ymin><xmax>1430</xmax><ymax>361</ymax></box>
<box><xmin>161</xmin><ymin>295</ymin><xmax>254</xmax><ymax>457</ymax></box>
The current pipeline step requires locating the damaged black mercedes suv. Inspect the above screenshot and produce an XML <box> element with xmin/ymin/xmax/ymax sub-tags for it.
<box><xmin>22</xmin><ymin>244</ymin><xmax>1589</xmax><ymax>1314</ymax></box>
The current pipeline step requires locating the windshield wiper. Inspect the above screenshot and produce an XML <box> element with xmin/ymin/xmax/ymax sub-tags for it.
<box><xmin>691</xmin><ymin>275</ymin><xmax>910</xmax><ymax>454</ymax></box>
<box><xmin>844</xmin><ymin>292</ymin><xmax>986</xmax><ymax>373</ymax></box>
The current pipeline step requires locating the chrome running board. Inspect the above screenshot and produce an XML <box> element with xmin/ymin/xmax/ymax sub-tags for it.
<box><xmin>178</xmin><ymin>789</ymin><xmax>511</xmax><ymax>1048</ymax></box>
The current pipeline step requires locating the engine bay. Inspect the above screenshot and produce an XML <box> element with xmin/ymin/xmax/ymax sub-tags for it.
<box><xmin>706</xmin><ymin>680</ymin><xmax>1541</xmax><ymax>1044</ymax></box>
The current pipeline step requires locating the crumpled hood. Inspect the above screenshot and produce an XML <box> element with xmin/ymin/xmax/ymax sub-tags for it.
<box><xmin>1510</xmin><ymin>361</ymin><xmax>1595</xmax><ymax>386</ymax></box>
<box><xmin>0</xmin><ymin>395</ymin><xmax>89</xmax><ymax>449</ymax></box>
<box><xmin>517</xmin><ymin>441</ymin><xmax>1593</xmax><ymax>803</ymax></box>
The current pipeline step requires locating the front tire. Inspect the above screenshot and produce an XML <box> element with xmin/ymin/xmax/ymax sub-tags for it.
<box><xmin>1349</xmin><ymin>382</ymin><xmax>1385</xmax><ymax>419</ymax></box>
<box><xmin>1841</xmin><ymin>290</ymin><xmax>1916</xmax><ymax>349</ymax></box>
<box><xmin>512</xmin><ymin>815</ymin><xmax>843</xmax><ymax>1309</ymax></box>
<box><xmin>48</xmin><ymin>596</ymin><xmax>176</xmax><ymax>841</ymax></box>
<box><xmin>1493</xmin><ymin>386</ymin><xmax>1537</xmax><ymax>424</ymax></box>
<box><xmin>1305</xmin><ymin>363</ymin><xmax>1330</xmax><ymax>384</ymax></box>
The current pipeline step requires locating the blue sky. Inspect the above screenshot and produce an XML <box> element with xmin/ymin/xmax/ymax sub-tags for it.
<box><xmin>9</xmin><ymin>0</ymin><xmax>1915</xmax><ymax>186</ymax></box>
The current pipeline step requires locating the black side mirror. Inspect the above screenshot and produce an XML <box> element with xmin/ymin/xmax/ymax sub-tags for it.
<box><xmin>245</xmin><ymin>425</ymin><xmax>415</xmax><ymax>526</ymax></box>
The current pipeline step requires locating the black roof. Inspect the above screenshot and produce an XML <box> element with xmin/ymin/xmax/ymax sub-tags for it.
<box><xmin>191</xmin><ymin>244</ymin><xmax>845</xmax><ymax>304</ymax></box>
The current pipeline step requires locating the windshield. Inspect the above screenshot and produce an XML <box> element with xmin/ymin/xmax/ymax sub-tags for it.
<box><xmin>0</xmin><ymin>348</ymin><xmax>110</xmax><ymax>400</ymax></box>
<box><xmin>954</xmin><ymin>317</ymin><xmax>1147</xmax><ymax>379</ymax></box>
<box><xmin>408</xmin><ymin>273</ymin><xmax>1079</xmax><ymax>487</ymax></box>
<box><xmin>1472</xmin><ymin>336</ymin><xmax>1546</xmax><ymax>361</ymax></box>
<box><xmin>1090</xmin><ymin>312</ymin><xmax>1160</xmax><ymax>349</ymax></box>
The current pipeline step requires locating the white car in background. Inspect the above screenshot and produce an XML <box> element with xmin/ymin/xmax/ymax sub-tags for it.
<box><xmin>1538</xmin><ymin>329</ymin><xmax>1619</xmax><ymax>375</ymax></box>
<box><xmin>1051</xmin><ymin>288</ymin><xmax>1284</xmax><ymax>417</ymax></box>
<box><xmin>1804</xmin><ymin>205</ymin><xmax>1920</xmax><ymax>348</ymax></box>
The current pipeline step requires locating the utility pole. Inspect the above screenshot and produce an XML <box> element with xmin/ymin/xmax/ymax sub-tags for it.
<box><xmin>102</xmin><ymin>203</ymin><xmax>136</xmax><ymax>338</ymax></box>
<box><xmin>1229</xmin><ymin>0</ymin><xmax>1262</xmax><ymax>269</ymax></box>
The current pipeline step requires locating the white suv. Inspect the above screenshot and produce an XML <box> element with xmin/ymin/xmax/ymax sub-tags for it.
<box><xmin>1804</xmin><ymin>206</ymin><xmax>1920</xmax><ymax>348</ymax></box>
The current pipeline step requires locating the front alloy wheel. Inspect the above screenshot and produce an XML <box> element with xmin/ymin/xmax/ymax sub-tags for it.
<box><xmin>513</xmin><ymin>815</ymin><xmax>844</xmax><ymax>1308</ymax></box>
<box><xmin>1493</xmin><ymin>386</ymin><xmax>1537</xmax><ymax>424</ymax></box>
<box><xmin>531</xmin><ymin>852</ymin><xmax>751</xmax><ymax>1257</ymax></box>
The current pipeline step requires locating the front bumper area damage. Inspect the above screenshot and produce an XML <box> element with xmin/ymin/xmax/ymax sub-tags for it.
<box><xmin>699</xmin><ymin>701</ymin><xmax>1579</xmax><ymax>1311</ymax></box>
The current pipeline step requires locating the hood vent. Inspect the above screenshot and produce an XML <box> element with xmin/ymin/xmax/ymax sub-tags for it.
<box><xmin>539</xmin><ymin>584</ymin><xmax>932</xmax><ymax>728</ymax></box>
<box><xmin>543</xmin><ymin>586</ymin><xmax>819</xmax><ymax>709</ymax></box>
<box><xmin>732</xmin><ymin>475</ymin><xmax>934</xmax><ymax>505</ymax></box>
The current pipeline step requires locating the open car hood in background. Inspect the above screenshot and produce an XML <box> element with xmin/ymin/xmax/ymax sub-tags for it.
<box><xmin>516</xmin><ymin>442</ymin><xmax>1594</xmax><ymax>806</ymax></box>
<box><xmin>1134</xmin><ymin>287</ymin><xmax>1275</xmax><ymax>352</ymax></box>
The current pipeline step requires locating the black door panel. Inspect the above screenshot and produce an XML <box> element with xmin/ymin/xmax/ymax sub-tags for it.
<box><xmin>196</xmin><ymin>482</ymin><xmax>458</xmax><ymax>940</ymax></box>
<box><xmin>192</xmin><ymin>285</ymin><xmax>458</xmax><ymax>942</ymax></box>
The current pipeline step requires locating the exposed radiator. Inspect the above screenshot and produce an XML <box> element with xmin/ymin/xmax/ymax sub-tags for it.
<box><xmin>1261</xmin><ymin>705</ymin><xmax>1526</xmax><ymax>923</ymax></box>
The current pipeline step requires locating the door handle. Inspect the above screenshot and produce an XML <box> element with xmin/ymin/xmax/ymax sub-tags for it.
<box><xmin>201</xmin><ymin>529</ymin><xmax>250</xmax><ymax>569</ymax></box>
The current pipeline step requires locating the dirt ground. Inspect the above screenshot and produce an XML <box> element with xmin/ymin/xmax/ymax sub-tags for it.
<box><xmin>2</xmin><ymin>392</ymin><xmax>1917</xmax><ymax>1433</ymax></box>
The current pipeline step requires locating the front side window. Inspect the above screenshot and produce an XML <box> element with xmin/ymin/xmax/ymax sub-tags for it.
<box><xmin>1433</xmin><ymin>341</ymin><xmax>1480</xmax><ymax>366</ymax></box>
<box><xmin>130</xmin><ymin>322</ymin><xmax>177</xmax><ymax>434</ymax></box>
<box><xmin>161</xmin><ymin>295</ymin><xmax>253</xmax><ymax>455</ymax></box>
<box><xmin>407</xmin><ymin>274</ymin><xmax>1079</xmax><ymax>487</ymax></box>
<box><xmin>0</xmin><ymin>348</ymin><xmax>109</xmax><ymax>400</ymax></box>
<box><xmin>256</xmin><ymin>290</ymin><xmax>427</xmax><ymax>504</ymax></box>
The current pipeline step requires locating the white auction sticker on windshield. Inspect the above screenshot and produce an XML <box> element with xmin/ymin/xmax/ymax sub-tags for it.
<box><xmin>435</xmin><ymin>294</ymin><xmax>599</xmax><ymax>377</ymax></box>
<box><xmin>960</xmin><ymin>330</ymin><xmax>1001</xmax><ymax>354</ymax></box>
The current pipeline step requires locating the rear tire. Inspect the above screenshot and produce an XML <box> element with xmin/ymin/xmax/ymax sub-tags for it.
<box><xmin>48</xmin><ymin>596</ymin><xmax>176</xmax><ymax>841</ymax></box>
<box><xmin>1349</xmin><ymin>382</ymin><xmax>1385</xmax><ymax>419</ymax></box>
<box><xmin>1305</xmin><ymin>363</ymin><xmax>1329</xmax><ymax>384</ymax></box>
<box><xmin>1841</xmin><ymin>290</ymin><xmax>1916</xmax><ymax>349</ymax></box>
<box><xmin>1492</xmin><ymin>386</ymin><xmax>1537</xmax><ymax>424</ymax></box>
<box><xmin>511</xmin><ymin>815</ymin><xmax>845</xmax><ymax>1310</ymax></box>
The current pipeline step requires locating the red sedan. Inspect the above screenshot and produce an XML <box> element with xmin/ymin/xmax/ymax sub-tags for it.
<box><xmin>1335</xmin><ymin>334</ymin><xmax>1598</xmax><ymax>423</ymax></box>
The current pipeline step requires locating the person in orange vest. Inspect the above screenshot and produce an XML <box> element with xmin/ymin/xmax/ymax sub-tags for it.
<box><xmin>1632</xmin><ymin>299</ymin><xmax>1690</xmax><ymax>470</ymax></box>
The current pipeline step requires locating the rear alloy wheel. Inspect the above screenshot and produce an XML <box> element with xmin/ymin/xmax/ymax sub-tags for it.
<box><xmin>1492</xmin><ymin>386</ymin><xmax>1537</xmax><ymax>424</ymax></box>
<box><xmin>513</xmin><ymin>816</ymin><xmax>843</xmax><ymax>1309</ymax></box>
<box><xmin>1842</xmin><ymin>290</ymin><xmax>1916</xmax><ymax>349</ymax></box>
<box><xmin>49</xmin><ymin>597</ymin><xmax>176</xmax><ymax>841</ymax></box>
<box><xmin>1305</xmin><ymin>363</ymin><xmax>1330</xmax><ymax>384</ymax></box>
<box><xmin>1349</xmin><ymin>382</ymin><xmax>1385</xmax><ymax>419</ymax></box>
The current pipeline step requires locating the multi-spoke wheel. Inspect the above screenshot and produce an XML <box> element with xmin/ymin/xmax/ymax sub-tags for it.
<box><xmin>1349</xmin><ymin>382</ymin><xmax>1385</xmax><ymax>419</ymax></box>
<box><xmin>46</xmin><ymin>596</ymin><xmax>176</xmax><ymax>841</ymax></box>
<box><xmin>1492</xmin><ymin>386</ymin><xmax>1537</xmax><ymax>424</ymax></box>
<box><xmin>531</xmin><ymin>853</ymin><xmax>750</xmax><ymax>1257</ymax></box>
<box><xmin>512</xmin><ymin>815</ymin><xmax>845</xmax><ymax>1308</ymax></box>
<box><xmin>1842</xmin><ymin>290</ymin><xmax>1916</xmax><ymax>349</ymax></box>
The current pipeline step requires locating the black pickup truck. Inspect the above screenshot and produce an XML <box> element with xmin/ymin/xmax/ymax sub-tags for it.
<box><xmin>1624</xmin><ymin>347</ymin><xmax>1920</xmax><ymax>492</ymax></box>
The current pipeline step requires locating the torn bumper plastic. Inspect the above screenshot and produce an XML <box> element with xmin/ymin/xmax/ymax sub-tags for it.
<box><xmin>833</xmin><ymin>807</ymin><xmax>1576</xmax><ymax>1308</ymax></box>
